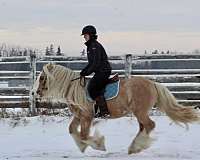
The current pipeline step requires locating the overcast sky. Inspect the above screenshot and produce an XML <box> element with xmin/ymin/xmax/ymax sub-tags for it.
<box><xmin>0</xmin><ymin>0</ymin><xmax>200</xmax><ymax>55</ymax></box>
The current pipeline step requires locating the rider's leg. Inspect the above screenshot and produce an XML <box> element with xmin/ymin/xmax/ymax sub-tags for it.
<box><xmin>88</xmin><ymin>72</ymin><xmax>111</xmax><ymax>118</ymax></box>
<box><xmin>95</xmin><ymin>95</ymin><xmax>110</xmax><ymax>117</ymax></box>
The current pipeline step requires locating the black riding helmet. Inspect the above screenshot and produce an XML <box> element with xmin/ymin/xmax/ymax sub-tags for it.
<box><xmin>81</xmin><ymin>25</ymin><xmax>97</xmax><ymax>35</ymax></box>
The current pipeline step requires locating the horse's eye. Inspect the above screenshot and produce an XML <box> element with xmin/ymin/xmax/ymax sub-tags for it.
<box><xmin>40</xmin><ymin>75</ymin><xmax>47</xmax><ymax>82</ymax></box>
<box><xmin>40</xmin><ymin>76</ymin><xmax>44</xmax><ymax>81</ymax></box>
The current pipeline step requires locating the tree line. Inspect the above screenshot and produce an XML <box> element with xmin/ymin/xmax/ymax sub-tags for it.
<box><xmin>0</xmin><ymin>43</ymin><xmax>64</xmax><ymax>57</ymax></box>
<box><xmin>45</xmin><ymin>44</ymin><xmax>63</xmax><ymax>56</ymax></box>
<box><xmin>0</xmin><ymin>43</ymin><xmax>34</xmax><ymax>57</ymax></box>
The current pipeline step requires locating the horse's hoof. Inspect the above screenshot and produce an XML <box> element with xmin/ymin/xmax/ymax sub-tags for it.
<box><xmin>95</xmin><ymin>136</ymin><xmax>106</xmax><ymax>151</ymax></box>
<box><xmin>101</xmin><ymin>148</ymin><xmax>106</xmax><ymax>151</ymax></box>
<box><xmin>98</xmin><ymin>146</ymin><xmax>106</xmax><ymax>151</ymax></box>
<box><xmin>99</xmin><ymin>136</ymin><xmax>106</xmax><ymax>151</ymax></box>
<box><xmin>128</xmin><ymin>147</ymin><xmax>141</xmax><ymax>154</ymax></box>
<box><xmin>80</xmin><ymin>146</ymin><xmax>87</xmax><ymax>153</ymax></box>
<box><xmin>78</xmin><ymin>143</ymin><xmax>88</xmax><ymax>153</ymax></box>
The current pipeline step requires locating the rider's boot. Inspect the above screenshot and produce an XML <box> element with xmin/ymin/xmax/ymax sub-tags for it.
<box><xmin>94</xmin><ymin>95</ymin><xmax>110</xmax><ymax>118</ymax></box>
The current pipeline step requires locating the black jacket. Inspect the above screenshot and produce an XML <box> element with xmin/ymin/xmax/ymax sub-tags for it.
<box><xmin>80</xmin><ymin>39</ymin><xmax>112</xmax><ymax>76</ymax></box>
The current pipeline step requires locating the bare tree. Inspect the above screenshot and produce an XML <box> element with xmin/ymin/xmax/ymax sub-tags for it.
<box><xmin>0</xmin><ymin>43</ymin><xmax>38</xmax><ymax>57</ymax></box>
<box><xmin>193</xmin><ymin>49</ymin><xmax>200</xmax><ymax>54</ymax></box>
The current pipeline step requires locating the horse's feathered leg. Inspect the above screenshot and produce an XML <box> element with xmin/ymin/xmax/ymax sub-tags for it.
<box><xmin>80</xmin><ymin>116</ymin><xmax>92</xmax><ymax>140</ymax></box>
<box><xmin>128</xmin><ymin>121</ymin><xmax>154</xmax><ymax>154</ymax></box>
<box><xmin>69</xmin><ymin>116</ymin><xmax>88</xmax><ymax>152</ymax></box>
<box><xmin>128</xmin><ymin>112</ymin><xmax>155</xmax><ymax>154</ymax></box>
<box><xmin>80</xmin><ymin>116</ymin><xmax>106</xmax><ymax>151</ymax></box>
<box><xmin>82</xmin><ymin>130</ymin><xmax>106</xmax><ymax>151</ymax></box>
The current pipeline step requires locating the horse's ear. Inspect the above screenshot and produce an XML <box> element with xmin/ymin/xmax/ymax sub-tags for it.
<box><xmin>46</xmin><ymin>63</ymin><xmax>54</xmax><ymax>72</ymax></box>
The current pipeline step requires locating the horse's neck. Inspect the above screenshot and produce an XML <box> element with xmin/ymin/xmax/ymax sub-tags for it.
<box><xmin>66</xmin><ymin>79</ymin><xmax>87</xmax><ymax>105</ymax></box>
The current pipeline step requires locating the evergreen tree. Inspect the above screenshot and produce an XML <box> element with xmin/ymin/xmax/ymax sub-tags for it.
<box><xmin>56</xmin><ymin>46</ymin><xmax>62</xmax><ymax>56</ymax></box>
<box><xmin>45</xmin><ymin>47</ymin><xmax>50</xmax><ymax>56</ymax></box>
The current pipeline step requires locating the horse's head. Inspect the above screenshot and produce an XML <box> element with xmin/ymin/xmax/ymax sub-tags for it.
<box><xmin>35</xmin><ymin>63</ymin><xmax>54</xmax><ymax>97</ymax></box>
<box><xmin>34</xmin><ymin>63</ymin><xmax>80</xmax><ymax>101</ymax></box>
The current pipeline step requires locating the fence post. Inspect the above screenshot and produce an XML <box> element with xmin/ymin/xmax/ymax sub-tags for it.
<box><xmin>124</xmin><ymin>54</ymin><xmax>132</xmax><ymax>78</ymax></box>
<box><xmin>29</xmin><ymin>52</ymin><xmax>37</xmax><ymax>116</ymax></box>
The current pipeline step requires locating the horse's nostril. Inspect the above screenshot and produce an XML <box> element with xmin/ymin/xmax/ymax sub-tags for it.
<box><xmin>36</xmin><ymin>90</ymin><xmax>40</xmax><ymax>95</ymax></box>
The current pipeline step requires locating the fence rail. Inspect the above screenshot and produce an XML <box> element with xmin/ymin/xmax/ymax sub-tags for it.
<box><xmin>0</xmin><ymin>53</ymin><xmax>200</xmax><ymax>115</ymax></box>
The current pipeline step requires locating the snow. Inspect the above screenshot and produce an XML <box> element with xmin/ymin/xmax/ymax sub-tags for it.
<box><xmin>0</xmin><ymin>76</ymin><xmax>29</xmax><ymax>79</ymax></box>
<box><xmin>0</xmin><ymin>62</ymin><xmax>29</xmax><ymax>64</ymax></box>
<box><xmin>0</xmin><ymin>116</ymin><xmax>200</xmax><ymax>160</ymax></box>
<box><xmin>133</xmin><ymin>58</ymin><xmax>200</xmax><ymax>62</ymax></box>
<box><xmin>132</xmin><ymin>69</ymin><xmax>200</xmax><ymax>72</ymax></box>
<box><xmin>0</xmin><ymin>82</ymin><xmax>8</xmax><ymax>88</ymax></box>
<box><xmin>0</xmin><ymin>96</ymin><xmax>29</xmax><ymax>99</ymax></box>
<box><xmin>0</xmin><ymin>71</ymin><xmax>29</xmax><ymax>74</ymax></box>
<box><xmin>172</xmin><ymin>91</ymin><xmax>200</xmax><ymax>94</ymax></box>
<box><xmin>161</xmin><ymin>82</ymin><xmax>200</xmax><ymax>87</ymax></box>
<box><xmin>133</xmin><ymin>74</ymin><xmax>200</xmax><ymax>77</ymax></box>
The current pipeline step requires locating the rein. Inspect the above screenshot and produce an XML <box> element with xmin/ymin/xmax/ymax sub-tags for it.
<box><xmin>71</xmin><ymin>76</ymin><xmax>86</xmax><ymax>87</ymax></box>
<box><xmin>71</xmin><ymin>77</ymin><xmax>81</xmax><ymax>81</ymax></box>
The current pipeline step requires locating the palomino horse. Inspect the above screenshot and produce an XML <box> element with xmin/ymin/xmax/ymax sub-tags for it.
<box><xmin>34</xmin><ymin>63</ymin><xmax>200</xmax><ymax>154</ymax></box>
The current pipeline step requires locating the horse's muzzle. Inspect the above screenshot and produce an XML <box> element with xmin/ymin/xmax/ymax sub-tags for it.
<box><xmin>36</xmin><ymin>89</ymin><xmax>43</xmax><ymax>97</ymax></box>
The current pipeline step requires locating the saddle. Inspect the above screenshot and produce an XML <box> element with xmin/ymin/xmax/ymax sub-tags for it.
<box><xmin>107</xmin><ymin>73</ymin><xmax>119</xmax><ymax>84</ymax></box>
<box><xmin>86</xmin><ymin>73</ymin><xmax>120</xmax><ymax>102</ymax></box>
<box><xmin>86</xmin><ymin>73</ymin><xmax>120</xmax><ymax>118</ymax></box>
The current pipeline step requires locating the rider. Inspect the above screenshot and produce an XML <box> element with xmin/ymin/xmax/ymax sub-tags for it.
<box><xmin>80</xmin><ymin>25</ymin><xmax>112</xmax><ymax>118</ymax></box>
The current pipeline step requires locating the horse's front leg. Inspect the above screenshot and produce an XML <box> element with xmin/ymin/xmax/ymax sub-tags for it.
<box><xmin>69</xmin><ymin>116</ymin><xmax>88</xmax><ymax>152</ymax></box>
<box><xmin>80</xmin><ymin>116</ymin><xmax>106</xmax><ymax>151</ymax></box>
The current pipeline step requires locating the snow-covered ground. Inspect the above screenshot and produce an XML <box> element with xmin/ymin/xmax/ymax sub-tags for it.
<box><xmin>0</xmin><ymin>116</ymin><xmax>200</xmax><ymax>160</ymax></box>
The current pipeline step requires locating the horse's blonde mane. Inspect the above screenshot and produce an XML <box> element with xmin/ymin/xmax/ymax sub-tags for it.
<box><xmin>42</xmin><ymin>64</ymin><xmax>90</xmax><ymax>110</ymax></box>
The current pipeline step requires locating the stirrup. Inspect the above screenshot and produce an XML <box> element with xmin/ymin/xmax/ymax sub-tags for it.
<box><xmin>93</xmin><ymin>104</ymin><xmax>110</xmax><ymax>118</ymax></box>
<box><xmin>94</xmin><ymin>112</ymin><xmax>110</xmax><ymax>118</ymax></box>
<box><xmin>94</xmin><ymin>104</ymin><xmax>100</xmax><ymax>118</ymax></box>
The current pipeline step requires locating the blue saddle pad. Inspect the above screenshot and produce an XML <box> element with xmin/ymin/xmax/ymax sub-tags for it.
<box><xmin>86</xmin><ymin>80</ymin><xmax>120</xmax><ymax>102</ymax></box>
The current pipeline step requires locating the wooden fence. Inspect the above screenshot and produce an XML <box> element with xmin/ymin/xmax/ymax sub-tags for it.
<box><xmin>0</xmin><ymin>53</ymin><xmax>200</xmax><ymax>115</ymax></box>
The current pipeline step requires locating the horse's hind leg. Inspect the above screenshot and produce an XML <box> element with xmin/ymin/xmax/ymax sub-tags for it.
<box><xmin>69</xmin><ymin>116</ymin><xmax>88</xmax><ymax>152</ymax></box>
<box><xmin>128</xmin><ymin>113</ymin><xmax>155</xmax><ymax>154</ymax></box>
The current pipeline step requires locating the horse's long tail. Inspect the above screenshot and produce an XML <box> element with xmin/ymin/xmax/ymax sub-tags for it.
<box><xmin>154</xmin><ymin>82</ymin><xmax>200</xmax><ymax>125</ymax></box>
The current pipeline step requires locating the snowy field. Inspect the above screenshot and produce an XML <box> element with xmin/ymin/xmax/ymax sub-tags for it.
<box><xmin>0</xmin><ymin>116</ymin><xmax>200</xmax><ymax>160</ymax></box>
